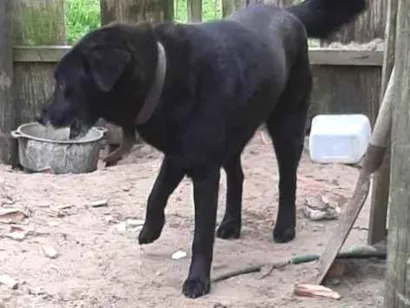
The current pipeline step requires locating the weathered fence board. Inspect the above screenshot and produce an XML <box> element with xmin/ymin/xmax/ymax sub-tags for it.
<box><xmin>188</xmin><ymin>0</ymin><xmax>202</xmax><ymax>22</ymax></box>
<box><xmin>101</xmin><ymin>0</ymin><xmax>174</xmax><ymax>25</ymax></box>
<box><xmin>13</xmin><ymin>46</ymin><xmax>384</xmax><ymax>65</ymax></box>
<box><xmin>11</xmin><ymin>45</ymin><xmax>384</xmax><ymax>138</ymax></box>
<box><xmin>309</xmin><ymin>65</ymin><xmax>382</xmax><ymax>128</ymax></box>
<box><xmin>11</xmin><ymin>0</ymin><xmax>66</xmax><ymax>130</ymax></box>
<box><xmin>0</xmin><ymin>0</ymin><xmax>15</xmax><ymax>165</ymax></box>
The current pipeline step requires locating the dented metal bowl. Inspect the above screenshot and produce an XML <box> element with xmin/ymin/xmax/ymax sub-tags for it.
<box><xmin>11</xmin><ymin>122</ymin><xmax>106</xmax><ymax>174</ymax></box>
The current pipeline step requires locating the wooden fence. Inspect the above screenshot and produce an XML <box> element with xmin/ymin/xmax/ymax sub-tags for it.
<box><xmin>0</xmin><ymin>0</ymin><xmax>384</xmax><ymax>165</ymax></box>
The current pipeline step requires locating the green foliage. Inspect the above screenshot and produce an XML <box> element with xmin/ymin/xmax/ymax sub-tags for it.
<box><xmin>65</xmin><ymin>0</ymin><xmax>101</xmax><ymax>44</ymax></box>
<box><xmin>65</xmin><ymin>0</ymin><xmax>223</xmax><ymax>43</ymax></box>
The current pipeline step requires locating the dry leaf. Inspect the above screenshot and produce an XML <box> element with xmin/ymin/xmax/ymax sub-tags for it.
<box><xmin>0</xmin><ymin>209</ymin><xmax>27</xmax><ymax>224</ymax></box>
<box><xmin>294</xmin><ymin>283</ymin><xmax>341</xmax><ymax>300</ymax></box>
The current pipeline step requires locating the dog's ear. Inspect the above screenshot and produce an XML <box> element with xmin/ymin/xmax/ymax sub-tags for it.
<box><xmin>86</xmin><ymin>48</ymin><xmax>130</xmax><ymax>92</ymax></box>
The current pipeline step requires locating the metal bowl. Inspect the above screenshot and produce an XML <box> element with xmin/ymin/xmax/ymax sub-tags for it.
<box><xmin>11</xmin><ymin>122</ymin><xmax>106</xmax><ymax>174</ymax></box>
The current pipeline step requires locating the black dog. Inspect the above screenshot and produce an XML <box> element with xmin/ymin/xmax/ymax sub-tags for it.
<box><xmin>38</xmin><ymin>0</ymin><xmax>366</xmax><ymax>298</ymax></box>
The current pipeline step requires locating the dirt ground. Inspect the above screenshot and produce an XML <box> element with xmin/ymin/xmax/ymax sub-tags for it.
<box><xmin>0</xmin><ymin>133</ymin><xmax>386</xmax><ymax>308</ymax></box>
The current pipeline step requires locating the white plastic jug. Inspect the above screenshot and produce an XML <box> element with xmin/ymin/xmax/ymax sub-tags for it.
<box><xmin>309</xmin><ymin>114</ymin><xmax>371</xmax><ymax>164</ymax></box>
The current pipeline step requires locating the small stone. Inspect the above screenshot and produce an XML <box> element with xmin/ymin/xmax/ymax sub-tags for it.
<box><xmin>0</xmin><ymin>275</ymin><xmax>18</xmax><ymax>290</ymax></box>
<box><xmin>90</xmin><ymin>200</ymin><xmax>108</xmax><ymax>208</ymax></box>
<box><xmin>5</xmin><ymin>230</ymin><xmax>27</xmax><ymax>241</ymax></box>
<box><xmin>48</xmin><ymin>221</ymin><xmax>59</xmax><ymax>227</ymax></box>
<box><xmin>171</xmin><ymin>250</ymin><xmax>187</xmax><ymax>260</ymax></box>
<box><xmin>126</xmin><ymin>219</ymin><xmax>144</xmax><ymax>228</ymax></box>
<box><xmin>41</xmin><ymin>245</ymin><xmax>59</xmax><ymax>259</ymax></box>
<box><xmin>116</xmin><ymin>222</ymin><xmax>127</xmax><ymax>233</ymax></box>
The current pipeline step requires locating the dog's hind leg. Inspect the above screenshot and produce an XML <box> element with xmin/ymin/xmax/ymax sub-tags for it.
<box><xmin>216</xmin><ymin>153</ymin><xmax>244</xmax><ymax>239</ymax></box>
<box><xmin>138</xmin><ymin>156</ymin><xmax>185</xmax><ymax>244</ymax></box>
<box><xmin>266</xmin><ymin>62</ymin><xmax>312</xmax><ymax>244</ymax></box>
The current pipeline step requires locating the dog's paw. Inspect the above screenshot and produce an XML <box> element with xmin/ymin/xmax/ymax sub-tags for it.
<box><xmin>182</xmin><ymin>277</ymin><xmax>210</xmax><ymax>299</ymax></box>
<box><xmin>138</xmin><ymin>219</ymin><xmax>164</xmax><ymax>245</ymax></box>
<box><xmin>273</xmin><ymin>226</ymin><xmax>295</xmax><ymax>243</ymax></box>
<box><xmin>216</xmin><ymin>219</ymin><xmax>241</xmax><ymax>239</ymax></box>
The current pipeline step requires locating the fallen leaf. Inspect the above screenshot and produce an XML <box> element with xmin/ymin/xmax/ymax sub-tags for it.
<box><xmin>294</xmin><ymin>283</ymin><xmax>341</xmax><ymax>300</ymax></box>
<box><xmin>0</xmin><ymin>274</ymin><xmax>18</xmax><ymax>290</ymax></box>
<box><xmin>0</xmin><ymin>209</ymin><xmax>27</xmax><ymax>224</ymax></box>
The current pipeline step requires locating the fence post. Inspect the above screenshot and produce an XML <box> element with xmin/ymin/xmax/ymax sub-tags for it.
<box><xmin>187</xmin><ymin>0</ymin><xmax>202</xmax><ymax>22</ymax></box>
<box><xmin>367</xmin><ymin>0</ymin><xmax>398</xmax><ymax>245</ymax></box>
<box><xmin>383</xmin><ymin>0</ymin><xmax>410</xmax><ymax>305</ymax></box>
<box><xmin>0</xmin><ymin>0</ymin><xmax>15</xmax><ymax>165</ymax></box>
<box><xmin>11</xmin><ymin>0</ymin><xmax>66</xmax><ymax>167</ymax></box>
<box><xmin>99</xmin><ymin>0</ymin><xmax>173</xmax><ymax>153</ymax></box>
<box><xmin>101</xmin><ymin>0</ymin><xmax>173</xmax><ymax>25</ymax></box>
<box><xmin>222</xmin><ymin>0</ymin><xmax>246</xmax><ymax>17</ymax></box>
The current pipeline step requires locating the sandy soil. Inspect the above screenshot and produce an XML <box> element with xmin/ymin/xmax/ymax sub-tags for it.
<box><xmin>0</xmin><ymin>133</ymin><xmax>386</xmax><ymax>308</ymax></box>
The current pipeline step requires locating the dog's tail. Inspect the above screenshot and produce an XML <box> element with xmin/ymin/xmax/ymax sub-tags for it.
<box><xmin>286</xmin><ymin>0</ymin><xmax>367</xmax><ymax>39</ymax></box>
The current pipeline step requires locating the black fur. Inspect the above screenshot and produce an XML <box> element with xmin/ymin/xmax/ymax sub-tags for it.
<box><xmin>38</xmin><ymin>0</ymin><xmax>366</xmax><ymax>298</ymax></box>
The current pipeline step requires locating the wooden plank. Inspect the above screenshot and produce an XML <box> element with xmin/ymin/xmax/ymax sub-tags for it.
<box><xmin>314</xmin><ymin>0</ymin><xmax>388</xmax><ymax>285</ymax></box>
<box><xmin>13</xmin><ymin>45</ymin><xmax>69</xmax><ymax>62</ymax></box>
<box><xmin>316</xmin><ymin>176</ymin><xmax>371</xmax><ymax>284</ymax></box>
<box><xmin>12</xmin><ymin>46</ymin><xmax>384</xmax><ymax>66</ymax></box>
<box><xmin>383</xmin><ymin>0</ymin><xmax>410</xmax><ymax>305</ymax></box>
<box><xmin>308</xmin><ymin>49</ymin><xmax>383</xmax><ymax>66</ymax></box>
<box><xmin>367</xmin><ymin>0</ymin><xmax>398</xmax><ymax>246</ymax></box>
<box><xmin>308</xmin><ymin>65</ymin><xmax>382</xmax><ymax>132</ymax></box>
<box><xmin>0</xmin><ymin>0</ymin><xmax>15</xmax><ymax>165</ymax></box>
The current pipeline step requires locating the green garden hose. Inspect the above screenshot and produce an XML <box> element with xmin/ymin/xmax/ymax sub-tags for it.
<box><xmin>212</xmin><ymin>250</ymin><xmax>386</xmax><ymax>283</ymax></box>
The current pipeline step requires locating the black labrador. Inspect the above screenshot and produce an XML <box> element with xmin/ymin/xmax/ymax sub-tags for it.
<box><xmin>38</xmin><ymin>0</ymin><xmax>367</xmax><ymax>298</ymax></box>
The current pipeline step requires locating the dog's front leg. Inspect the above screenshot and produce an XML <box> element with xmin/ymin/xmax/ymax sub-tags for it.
<box><xmin>139</xmin><ymin>156</ymin><xmax>185</xmax><ymax>244</ymax></box>
<box><xmin>182</xmin><ymin>167</ymin><xmax>220</xmax><ymax>298</ymax></box>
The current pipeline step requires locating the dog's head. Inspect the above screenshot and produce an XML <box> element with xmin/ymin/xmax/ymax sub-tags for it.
<box><xmin>37</xmin><ymin>23</ymin><xmax>158</xmax><ymax>138</ymax></box>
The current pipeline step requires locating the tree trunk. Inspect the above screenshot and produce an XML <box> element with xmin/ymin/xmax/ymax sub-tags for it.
<box><xmin>0</xmin><ymin>0</ymin><xmax>14</xmax><ymax>165</ymax></box>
